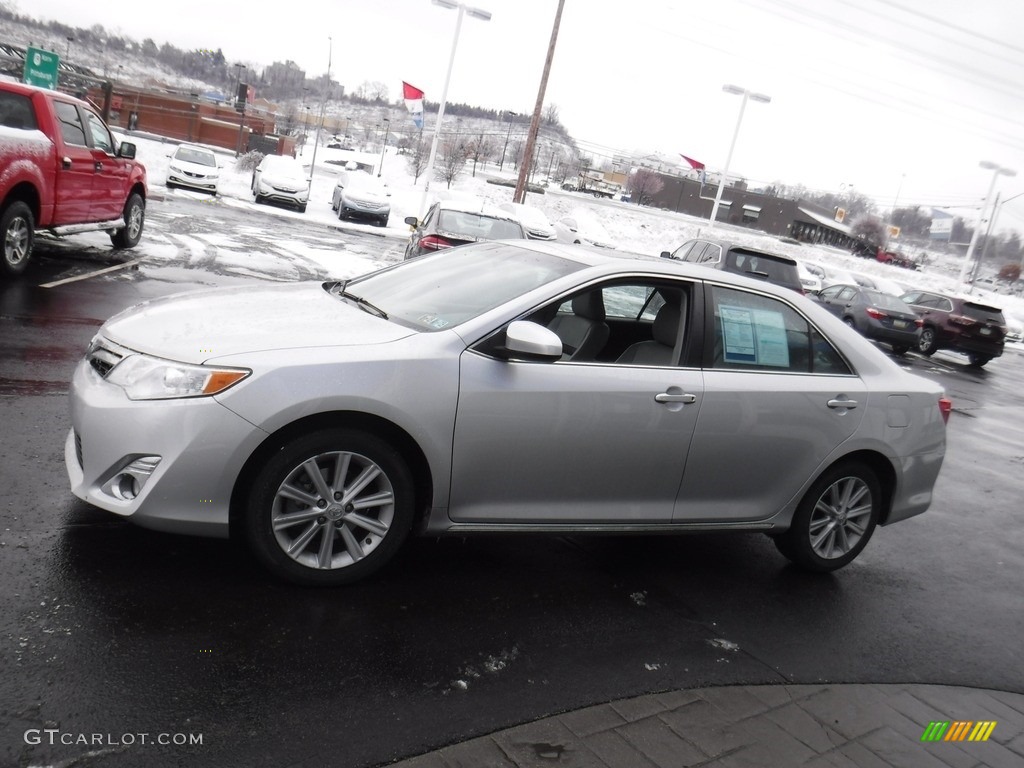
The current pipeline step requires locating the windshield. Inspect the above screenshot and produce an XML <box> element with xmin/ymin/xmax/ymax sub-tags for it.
<box><xmin>335</xmin><ymin>243</ymin><xmax>582</xmax><ymax>331</ymax></box>
<box><xmin>175</xmin><ymin>147</ymin><xmax>216</xmax><ymax>167</ymax></box>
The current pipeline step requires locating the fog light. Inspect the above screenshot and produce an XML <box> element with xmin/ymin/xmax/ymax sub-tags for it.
<box><xmin>100</xmin><ymin>455</ymin><xmax>161</xmax><ymax>503</ymax></box>
<box><xmin>113</xmin><ymin>473</ymin><xmax>140</xmax><ymax>501</ymax></box>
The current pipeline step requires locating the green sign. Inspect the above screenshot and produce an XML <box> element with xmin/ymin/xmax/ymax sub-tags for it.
<box><xmin>23</xmin><ymin>46</ymin><xmax>60</xmax><ymax>90</ymax></box>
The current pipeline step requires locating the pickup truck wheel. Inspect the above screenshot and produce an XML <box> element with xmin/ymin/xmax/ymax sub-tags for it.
<box><xmin>1</xmin><ymin>202</ymin><xmax>34</xmax><ymax>276</ymax></box>
<box><xmin>110</xmin><ymin>193</ymin><xmax>145</xmax><ymax>249</ymax></box>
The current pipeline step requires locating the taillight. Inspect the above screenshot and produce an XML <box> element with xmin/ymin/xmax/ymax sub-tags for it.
<box><xmin>420</xmin><ymin>235</ymin><xmax>453</xmax><ymax>251</ymax></box>
<box><xmin>949</xmin><ymin>314</ymin><xmax>974</xmax><ymax>326</ymax></box>
<box><xmin>866</xmin><ymin>307</ymin><xmax>886</xmax><ymax>320</ymax></box>
<box><xmin>938</xmin><ymin>396</ymin><xmax>952</xmax><ymax>424</ymax></box>
<box><xmin>915</xmin><ymin>318</ymin><xmax>924</xmax><ymax>328</ymax></box>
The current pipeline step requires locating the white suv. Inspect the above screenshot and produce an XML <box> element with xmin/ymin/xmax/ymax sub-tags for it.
<box><xmin>251</xmin><ymin>155</ymin><xmax>309</xmax><ymax>212</ymax></box>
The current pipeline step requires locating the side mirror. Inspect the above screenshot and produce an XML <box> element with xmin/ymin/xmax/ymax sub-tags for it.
<box><xmin>660</xmin><ymin>251</ymin><xmax>672</xmax><ymax>259</ymax></box>
<box><xmin>503</xmin><ymin>321</ymin><xmax>562</xmax><ymax>362</ymax></box>
<box><xmin>118</xmin><ymin>142</ymin><xmax>137</xmax><ymax>159</ymax></box>
<box><xmin>404</xmin><ymin>216</ymin><xmax>419</xmax><ymax>227</ymax></box>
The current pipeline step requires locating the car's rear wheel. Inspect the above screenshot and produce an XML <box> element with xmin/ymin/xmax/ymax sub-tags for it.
<box><xmin>774</xmin><ymin>461</ymin><xmax>880</xmax><ymax>572</ymax></box>
<box><xmin>110</xmin><ymin>193</ymin><xmax>144</xmax><ymax>249</ymax></box>
<box><xmin>1</xmin><ymin>201</ymin><xmax>34</xmax><ymax>276</ymax></box>
<box><xmin>244</xmin><ymin>429</ymin><xmax>415</xmax><ymax>586</ymax></box>
<box><xmin>918</xmin><ymin>327</ymin><xmax>938</xmax><ymax>355</ymax></box>
<box><xmin>843</xmin><ymin>317</ymin><xmax>856</xmax><ymax>329</ymax></box>
<box><xmin>967</xmin><ymin>354</ymin><xmax>991</xmax><ymax>367</ymax></box>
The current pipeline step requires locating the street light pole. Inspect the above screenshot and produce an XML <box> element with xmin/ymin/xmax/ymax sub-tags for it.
<box><xmin>957</xmin><ymin>161</ymin><xmax>1016</xmax><ymax>292</ymax></box>
<box><xmin>417</xmin><ymin>0</ymin><xmax>492</xmax><ymax>219</ymax></box>
<box><xmin>307</xmin><ymin>36</ymin><xmax>333</xmax><ymax>200</ymax></box>
<box><xmin>499</xmin><ymin>111</ymin><xmax>516</xmax><ymax>172</ymax></box>
<box><xmin>709</xmin><ymin>84</ymin><xmax>771</xmax><ymax>226</ymax></box>
<box><xmin>378</xmin><ymin>118</ymin><xmax>390</xmax><ymax>176</ymax></box>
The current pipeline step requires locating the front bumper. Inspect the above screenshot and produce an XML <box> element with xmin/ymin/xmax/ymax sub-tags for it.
<box><xmin>65</xmin><ymin>358</ymin><xmax>268</xmax><ymax>538</ymax></box>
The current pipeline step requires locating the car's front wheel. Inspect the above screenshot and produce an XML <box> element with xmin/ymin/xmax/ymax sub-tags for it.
<box><xmin>244</xmin><ymin>429</ymin><xmax>415</xmax><ymax>586</ymax></box>
<box><xmin>890</xmin><ymin>344</ymin><xmax>910</xmax><ymax>356</ymax></box>
<box><xmin>918</xmin><ymin>326</ymin><xmax>939</xmax><ymax>355</ymax></box>
<box><xmin>774</xmin><ymin>461</ymin><xmax>880</xmax><ymax>572</ymax></box>
<box><xmin>110</xmin><ymin>193</ymin><xmax>145</xmax><ymax>248</ymax></box>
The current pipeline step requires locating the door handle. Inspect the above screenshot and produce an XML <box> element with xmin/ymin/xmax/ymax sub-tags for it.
<box><xmin>655</xmin><ymin>392</ymin><xmax>697</xmax><ymax>404</ymax></box>
<box><xmin>827</xmin><ymin>398</ymin><xmax>858</xmax><ymax>409</ymax></box>
<box><xmin>62</xmin><ymin>156</ymin><xmax>72</xmax><ymax>170</ymax></box>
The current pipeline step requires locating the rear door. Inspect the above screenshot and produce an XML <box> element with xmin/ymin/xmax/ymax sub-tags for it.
<box><xmin>675</xmin><ymin>284</ymin><xmax>865</xmax><ymax>522</ymax></box>
<box><xmin>50</xmin><ymin>99</ymin><xmax>95</xmax><ymax>224</ymax></box>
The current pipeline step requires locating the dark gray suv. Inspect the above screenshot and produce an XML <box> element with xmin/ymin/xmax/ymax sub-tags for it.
<box><xmin>661</xmin><ymin>238</ymin><xmax>803</xmax><ymax>294</ymax></box>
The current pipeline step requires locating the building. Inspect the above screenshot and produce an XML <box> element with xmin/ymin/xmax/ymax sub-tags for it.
<box><xmin>647</xmin><ymin>174</ymin><xmax>859</xmax><ymax>249</ymax></box>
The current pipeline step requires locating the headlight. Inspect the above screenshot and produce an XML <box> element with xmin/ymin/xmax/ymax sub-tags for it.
<box><xmin>169</xmin><ymin>164</ymin><xmax>182</xmax><ymax>174</ymax></box>
<box><xmin>106</xmin><ymin>354</ymin><xmax>250</xmax><ymax>400</ymax></box>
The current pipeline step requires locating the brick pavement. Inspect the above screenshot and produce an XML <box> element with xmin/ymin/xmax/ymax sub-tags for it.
<box><xmin>387</xmin><ymin>684</ymin><xmax>1024</xmax><ymax>768</ymax></box>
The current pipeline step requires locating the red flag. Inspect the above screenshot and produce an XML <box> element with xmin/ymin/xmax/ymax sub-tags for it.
<box><xmin>680</xmin><ymin>154</ymin><xmax>705</xmax><ymax>171</ymax></box>
<box><xmin>403</xmin><ymin>82</ymin><xmax>424</xmax><ymax>129</ymax></box>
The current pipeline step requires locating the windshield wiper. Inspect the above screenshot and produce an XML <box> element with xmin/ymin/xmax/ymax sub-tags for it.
<box><xmin>327</xmin><ymin>280</ymin><xmax>388</xmax><ymax>319</ymax></box>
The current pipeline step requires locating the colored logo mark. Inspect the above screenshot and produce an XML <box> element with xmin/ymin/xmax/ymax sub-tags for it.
<box><xmin>921</xmin><ymin>721</ymin><xmax>996</xmax><ymax>742</ymax></box>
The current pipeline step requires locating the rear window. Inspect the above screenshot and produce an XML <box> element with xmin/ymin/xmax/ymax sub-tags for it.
<box><xmin>439</xmin><ymin>210</ymin><xmax>523</xmax><ymax>240</ymax></box>
<box><xmin>725</xmin><ymin>248</ymin><xmax>800</xmax><ymax>288</ymax></box>
<box><xmin>962</xmin><ymin>302</ymin><xmax>1005</xmax><ymax>323</ymax></box>
<box><xmin>865</xmin><ymin>291</ymin><xmax>910</xmax><ymax>312</ymax></box>
<box><xmin>0</xmin><ymin>92</ymin><xmax>37</xmax><ymax>130</ymax></box>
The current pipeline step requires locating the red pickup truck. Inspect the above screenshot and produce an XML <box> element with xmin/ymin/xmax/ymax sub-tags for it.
<box><xmin>0</xmin><ymin>81</ymin><xmax>147</xmax><ymax>276</ymax></box>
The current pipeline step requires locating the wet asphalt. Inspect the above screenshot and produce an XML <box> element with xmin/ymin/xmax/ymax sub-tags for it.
<box><xmin>1</xmin><ymin>196</ymin><xmax>1022</xmax><ymax>768</ymax></box>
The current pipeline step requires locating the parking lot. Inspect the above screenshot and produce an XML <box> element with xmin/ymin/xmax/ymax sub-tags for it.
<box><xmin>2</xmin><ymin>195</ymin><xmax>1023</xmax><ymax>768</ymax></box>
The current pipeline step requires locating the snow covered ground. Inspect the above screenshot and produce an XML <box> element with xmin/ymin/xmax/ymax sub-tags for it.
<box><xmin>123</xmin><ymin>129</ymin><xmax>1024</xmax><ymax>347</ymax></box>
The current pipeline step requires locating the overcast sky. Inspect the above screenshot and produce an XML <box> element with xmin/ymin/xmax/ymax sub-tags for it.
<box><xmin>14</xmin><ymin>0</ymin><xmax>1024</xmax><ymax>232</ymax></box>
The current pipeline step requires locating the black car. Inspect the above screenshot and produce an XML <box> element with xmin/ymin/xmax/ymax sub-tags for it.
<box><xmin>661</xmin><ymin>238</ymin><xmax>803</xmax><ymax>294</ymax></box>
<box><xmin>900</xmin><ymin>290</ymin><xmax>1006</xmax><ymax>367</ymax></box>
<box><xmin>814</xmin><ymin>283</ymin><xmax>922</xmax><ymax>355</ymax></box>
<box><xmin>403</xmin><ymin>200</ymin><xmax>526</xmax><ymax>260</ymax></box>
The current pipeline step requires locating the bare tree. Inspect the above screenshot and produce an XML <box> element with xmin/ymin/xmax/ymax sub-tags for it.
<box><xmin>406</xmin><ymin>132</ymin><xmax>429</xmax><ymax>184</ymax></box>
<box><xmin>627</xmin><ymin>168</ymin><xmax>665</xmax><ymax>205</ymax></box>
<box><xmin>465</xmin><ymin>133</ymin><xmax>496</xmax><ymax>177</ymax></box>
<box><xmin>437</xmin><ymin>138</ymin><xmax>468</xmax><ymax>188</ymax></box>
<box><xmin>851</xmin><ymin>215</ymin><xmax>887</xmax><ymax>247</ymax></box>
<box><xmin>543</xmin><ymin>103</ymin><xmax>560</xmax><ymax>126</ymax></box>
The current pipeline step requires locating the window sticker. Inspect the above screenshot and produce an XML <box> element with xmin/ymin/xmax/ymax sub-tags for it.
<box><xmin>719</xmin><ymin>304</ymin><xmax>790</xmax><ymax>367</ymax></box>
<box><xmin>417</xmin><ymin>314</ymin><xmax>450</xmax><ymax>329</ymax></box>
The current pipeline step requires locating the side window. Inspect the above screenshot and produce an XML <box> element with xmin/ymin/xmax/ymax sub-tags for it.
<box><xmin>683</xmin><ymin>242</ymin><xmax>707</xmax><ymax>262</ymax></box>
<box><xmin>701</xmin><ymin>244</ymin><xmax>723</xmax><ymax>264</ymax></box>
<box><xmin>819</xmin><ymin>286</ymin><xmax>841</xmax><ymax>300</ymax></box>
<box><xmin>0</xmin><ymin>92</ymin><xmax>38</xmax><ymax>130</ymax></box>
<box><xmin>603</xmin><ymin>285</ymin><xmax>653</xmax><ymax>319</ymax></box>
<box><xmin>836</xmin><ymin>287</ymin><xmax>857</xmax><ymax>301</ymax></box>
<box><xmin>54</xmin><ymin>101</ymin><xmax>87</xmax><ymax>146</ymax></box>
<box><xmin>901</xmin><ymin>292</ymin><xmax>920</xmax><ymax>304</ymax></box>
<box><xmin>937</xmin><ymin>298</ymin><xmax>954</xmax><ymax>312</ymax></box>
<box><xmin>710</xmin><ymin>286</ymin><xmax>851</xmax><ymax>374</ymax></box>
<box><xmin>84</xmin><ymin>110</ymin><xmax>114</xmax><ymax>154</ymax></box>
<box><xmin>669</xmin><ymin>242</ymin><xmax>695</xmax><ymax>261</ymax></box>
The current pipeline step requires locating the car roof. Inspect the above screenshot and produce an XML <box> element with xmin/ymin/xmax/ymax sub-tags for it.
<box><xmin>689</xmin><ymin>237</ymin><xmax>797</xmax><ymax>265</ymax></box>
<box><xmin>439</xmin><ymin>199</ymin><xmax>518</xmax><ymax>221</ymax></box>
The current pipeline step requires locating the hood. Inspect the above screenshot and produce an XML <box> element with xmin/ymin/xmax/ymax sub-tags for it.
<box><xmin>101</xmin><ymin>283</ymin><xmax>415</xmax><ymax>364</ymax></box>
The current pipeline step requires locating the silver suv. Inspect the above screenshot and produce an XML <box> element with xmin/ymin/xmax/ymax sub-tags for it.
<box><xmin>662</xmin><ymin>238</ymin><xmax>803</xmax><ymax>294</ymax></box>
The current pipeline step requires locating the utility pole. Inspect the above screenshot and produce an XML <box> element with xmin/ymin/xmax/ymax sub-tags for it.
<box><xmin>513</xmin><ymin>0</ymin><xmax>565</xmax><ymax>204</ymax></box>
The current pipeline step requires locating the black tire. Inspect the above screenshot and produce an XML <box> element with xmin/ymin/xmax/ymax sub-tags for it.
<box><xmin>299</xmin><ymin>204</ymin><xmax>307</xmax><ymax>214</ymax></box>
<box><xmin>843</xmin><ymin>317</ymin><xmax>856</xmax><ymax>329</ymax></box>
<box><xmin>110</xmin><ymin>193</ymin><xmax>144</xmax><ymax>248</ymax></box>
<box><xmin>918</xmin><ymin>326</ymin><xmax>938</xmax><ymax>356</ymax></box>
<box><xmin>967</xmin><ymin>354</ymin><xmax>991</xmax><ymax>367</ymax></box>
<box><xmin>378</xmin><ymin>216</ymin><xmax>389</xmax><ymax>227</ymax></box>
<box><xmin>244</xmin><ymin>429</ymin><xmax>415</xmax><ymax>586</ymax></box>
<box><xmin>1</xmin><ymin>201</ymin><xmax>34</xmax><ymax>276</ymax></box>
<box><xmin>774</xmin><ymin>461</ymin><xmax>880</xmax><ymax>572</ymax></box>
<box><xmin>890</xmin><ymin>344</ymin><xmax>909</xmax><ymax>356</ymax></box>
<box><xmin>338</xmin><ymin>207</ymin><xmax>347</xmax><ymax>221</ymax></box>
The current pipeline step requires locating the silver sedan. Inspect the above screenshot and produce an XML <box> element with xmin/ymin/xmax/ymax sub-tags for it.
<box><xmin>66</xmin><ymin>242</ymin><xmax>950</xmax><ymax>585</ymax></box>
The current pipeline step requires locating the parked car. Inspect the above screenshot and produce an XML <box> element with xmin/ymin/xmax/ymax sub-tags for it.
<box><xmin>498</xmin><ymin>202</ymin><xmax>557</xmax><ymax>241</ymax></box>
<box><xmin>251</xmin><ymin>155</ymin><xmax>309</xmax><ymax>212</ymax></box>
<box><xmin>814</xmin><ymin>283</ymin><xmax>922</xmax><ymax>355</ymax></box>
<box><xmin>66</xmin><ymin>241</ymin><xmax>950</xmax><ymax>586</ymax></box>
<box><xmin>899</xmin><ymin>290</ymin><xmax>1007</xmax><ymax>366</ymax></box>
<box><xmin>796</xmin><ymin>261</ymin><xmax>823</xmax><ymax>294</ymax></box>
<box><xmin>803</xmin><ymin>261</ymin><xmax>859</xmax><ymax>290</ymax></box>
<box><xmin>661</xmin><ymin>238</ymin><xmax>803</xmax><ymax>294</ymax></box>
<box><xmin>331</xmin><ymin>171</ymin><xmax>390</xmax><ymax>226</ymax></box>
<box><xmin>165</xmin><ymin>144</ymin><xmax>220</xmax><ymax>195</ymax></box>
<box><xmin>403</xmin><ymin>199</ymin><xmax>525</xmax><ymax>259</ymax></box>
<box><xmin>553</xmin><ymin>207</ymin><xmax>616</xmax><ymax>248</ymax></box>
<box><xmin>0</xmin><ymin>80</ymin><xmax>147</xmax><ymax>275</ymax></box>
